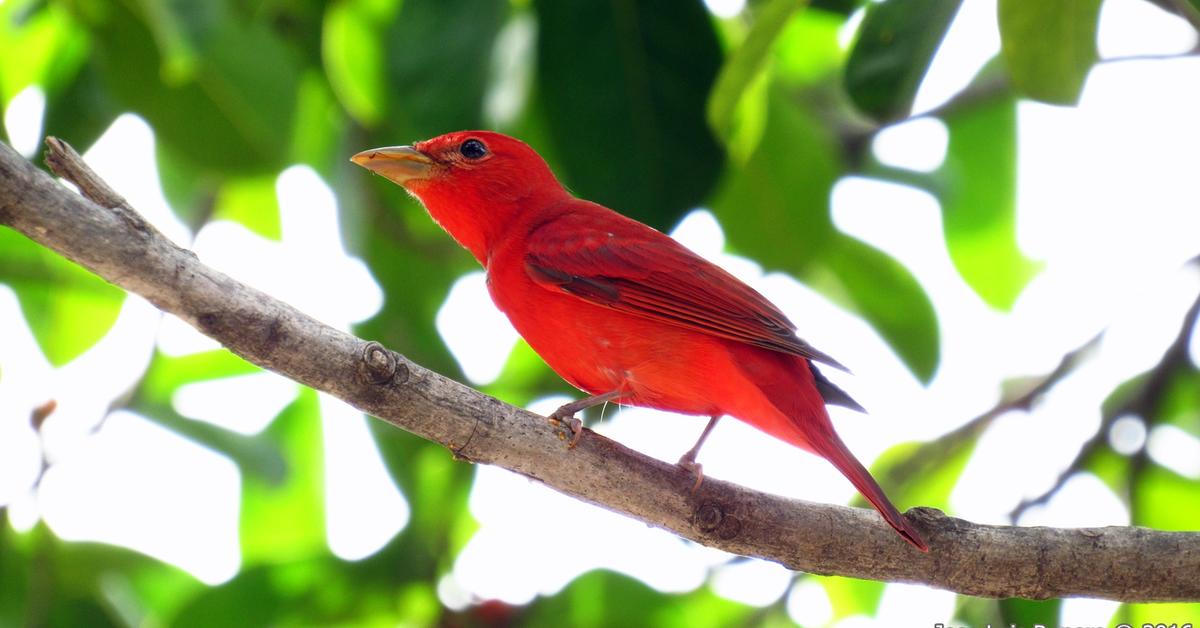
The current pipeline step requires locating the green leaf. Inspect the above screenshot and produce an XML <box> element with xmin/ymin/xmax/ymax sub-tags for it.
<box><xmin>195</xmin><ymin>18</ymin><xmax>302</xmax><ymax>160</ymax></box>
<box><xmin>240</xmin><ymin>389</ymin><xmax>327</xmax><ymax>565</ymax></box>
<box><xmin>170</xmin><ymin>568</ymin><xmax>287</xmax><ymax>628</ymax></box>
<box><xmin>953</xmin><ymin>598</ymin><xmax>1007</xmax><ymax>628</ymax></box>
<box><xmin>1086</xmin><ymin>446</ymin><xmax>1131</xmax><ymax>497</ymax></box>
<box><xmin>523</xmin><ymin>570</ymin><xmax>752</xmax><ymax>627</ymax></box>
<box><xmin>121</xmin><ymin>564</ymin><xmax>203</xmax><ymax>627</ymax></box>
<box><xmin>821</xmin><ymin>576</ymin><xmax>884</xmax><ymax>619</ymax></box>
<box><xmin>140</xmin><ymin>350</ymin><xmax>261</xmax><ymax>398</ymax></box>
<box><xmin>0</xmin><ymin>0</ymin><xmax>89</xmax><ymax>101</ymax></box>
<box><xmin>384</xmin><ymin>0</ymin><xmax>506</xmax><ymax>138</ymax></box>
<box><xmin>213</xmin><ymin>176</ymin><xmax>283</xmax><ymax>240</ymax></box>
<box><xmin>75</xmin><ymin>0</ymin><xmax>301</xmax><ymax>174</ymax></box>
<box><xmin>709</xmin><ymin>0</ymin><xmax>807</xmax><ymax>146</ymax></box>
<box><xmin>1000</xmin><ymin>598</ymin><xmax>1062</xmax><ymax>627</ymax></box>
<box><xmin>710</xmin><ymin>90</ymin><xmax>840</xmax><ymax>270</ymax></box>
<box><xmin>844</xmin><ymin>0</ymin><xmax>962</xmax><ymax>121</ymax></box>
<box><xmin>46</xmin><ymin>598</ymin><xmax>122</xmax><ymax>627</ymax></box>
<box><xmin>1159</xmin><ymin>366</ymin><xmax>1200</xmax><ymax>437</ymax></box>
<box><xmin>322</xmin><ymin>0</ymin><xmax>397</xmax><ymax>127</ymax></box>
<box><xmin>935</xmin><ymin>93</ymin><xmax>1040</xmax><ymax>309</ymax></box>
<box><xmin>825</xmin><ymin>235</ymin><xmax>939</xmax><ymax>381</ymax></box>
<box><xmin>368</xmin><ymin>427</ymin><xmax>477</xmax><ymax>572</ymax></box>
<box><xmin>811</xmin><ymin>0</ymin><xmax>860</xmax><ymax>14</ymax></box>
<box><xmin>534</xmin><ymin>0</ymin><xmax>725</xmax><ymax>230</ymax></box>
<box><xmin>0</xmin><ymin>228</ymin><xmax>125</xmax><ymax>365</ymax></box>
<box><xmin>1101</xmin><ymin>370</ymin><xmax>1148</xmax><ymax>417</ymax></box>
<box><xmin>135</xmin><ymin>350</ymin><xmax>288</xmax><ymax>483</ymax></box>
<box><xmin>707</xmin><ymin>5</ymin><xmax>846</xmax><ymax>164</ymax></box>
<box><xmin>141</xmin><ymin>402</ymin><xmax>289</xmax><ymax>485</ymax></box>
<box><xmin>1122</xmin><ymin>602</ymin><xmax>1200</xmax><ymax>628</ymax></box>
<box><xmin>393</xmin><ymin>583</ymin><xmax>440</xmax><ymax>626</ymax></box>
<box><xmin>867</xmin><ymin>436</ymin><xmax>975</xmax><ymax>510</ymax></box>
<box><xmin>1133</xmin><ymin>463</ymin><xmax>1200</xmax><ymax>531</ymax></box>
<box><xmin>771</xmin><ymin>7</ymin><xmax>847</xmax><ymax>86</ymax></box>
<box><xmin>0</xmin><ymin>521</ymin><xmax>30</xmax><ymax>628</ymax></box>
<box><xmin>41</xmin><ymin>62</ymin><xmax>120</xmax><ymax>155</ymax></box>
<box><xmin>483</xmin><ymin>339</ymin><xmax>572</xmax><ymax>409</ymax></box>
<box><xmin>289</xmin><ymin>72</ymin><xmax>348</xmax><ymax>178</ymax></box>
<box><xmin>998</xmin><ymin>0</ymin><xmax>1101</xmax><ymax>105</ymax></box>
<box><xmin>1</xmin><ymin>524</ymin><xmax>199</xmax><ymax>627</ymax></box>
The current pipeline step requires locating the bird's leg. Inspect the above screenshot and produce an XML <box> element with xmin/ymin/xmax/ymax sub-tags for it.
<box><xmin>677</xmin><ymin>415</ymin><xmax>721</xmax><ymax>492</ymax></box>
<box><xmin>550</xmin><ymin>390</ymin><xmax>622</xmax><ymax>449</ymax></box>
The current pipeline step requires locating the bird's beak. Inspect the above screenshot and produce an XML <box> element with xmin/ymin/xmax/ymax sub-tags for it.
<box><xmin>350</xmin><ymin>145</ymin><xmax>435</xmax><ymax>184</ymax></box>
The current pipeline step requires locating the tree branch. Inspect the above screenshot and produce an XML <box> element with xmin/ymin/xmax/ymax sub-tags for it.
<box><xmin>1</xmin><ymin>138</ymin><xmax>1198</xmax><ymax>602</ymax></box>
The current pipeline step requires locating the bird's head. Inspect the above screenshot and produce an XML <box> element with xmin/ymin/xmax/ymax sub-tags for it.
<box><xmin>352</xmin><ymin>131</ymin><xmax>567</xmax><ymax>264</ymax></box>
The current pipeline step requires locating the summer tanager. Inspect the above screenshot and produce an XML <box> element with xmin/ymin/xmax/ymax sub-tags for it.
<box><xmin>352</xmin><ymin>131</ymin><xmax>927</xmax><ymax>551</ymax></box>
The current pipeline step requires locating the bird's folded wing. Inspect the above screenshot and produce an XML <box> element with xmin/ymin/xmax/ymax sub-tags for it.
<box><xmin>523</xmin><ymin>210</ymin><xmax>848</xmax><ymax>372</ymax></box>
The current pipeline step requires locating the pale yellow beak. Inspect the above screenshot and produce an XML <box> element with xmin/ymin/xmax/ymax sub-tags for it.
<box><xmin>350</xmin><ymin>145</ymin><xmax>435</xmax><ymax>183</ymax></box>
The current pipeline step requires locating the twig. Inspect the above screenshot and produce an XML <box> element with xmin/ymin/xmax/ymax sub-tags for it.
<box><xmin>837</xmin><ymin>72</ymin><xmax>1010</xmax><ymax>167</ymax></box>
<box><xmin>29</xmin><ymin>399</ymin><xmax>58</xmax><ymax>431</ymax></box>
<box><xmin>0</xmin><ymin>137</ymin><xmax>1198</xmax><ymax>601</ymax></box>
<box><xmin>877</xmin><ymin>333</ymin><xmax>1101</xmax><ymax>491</ymax></box>
<box><xmin>1166</xmin><ymin>0</ymin><xmax>1200</xmax><ymax>33</ymax></box>
<box><xmin>28</xmin><ymin>399</ymin><xmax>57</xmax><ymax>490</ymax></box>
<box><xmin>43</xmin><ymin>137</ymin><xmax>152</xmax><ymax>237</ymax></box>
<box><xmin>840</xmin><ymin>46</ymin><xmax>1199</xmax><ymax>167</ymax></box>
<box><xmin>1009</xmin><ymin>285</ymin><xmax>1200</xmax><ymax>521</ymax></box>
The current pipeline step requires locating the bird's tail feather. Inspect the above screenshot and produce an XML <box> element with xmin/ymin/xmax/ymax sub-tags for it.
<box><xmin>810</xmin><ymin>433</ymin><xmax>929</xmax><ymax>552</ymax></box>
<box><xmin>744</xmin><ymin>351</ymin><xmax>927</xmax><ymax>551</ymax></box>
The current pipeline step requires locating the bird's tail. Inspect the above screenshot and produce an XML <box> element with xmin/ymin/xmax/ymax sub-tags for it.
<box><xmin>809</xmin><ymin>431</ymin><xmax>928</xmax><ymax>552</ymax></box>
<box><xmin>738</xmin><ymin>349</ymin><xmax>928</xmax><ymax>551</ymax></box>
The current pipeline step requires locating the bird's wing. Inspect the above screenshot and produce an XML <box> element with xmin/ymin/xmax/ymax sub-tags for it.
<box><xmin>523</xmin><ymin>207</ymin><xmax>849</xmax><ymax>372</ymax></box>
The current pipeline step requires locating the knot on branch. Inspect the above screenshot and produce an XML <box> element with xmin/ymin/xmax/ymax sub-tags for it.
<box><xmin>359</xmin><ymin>341</ymin><xmax>408</xmax><ymax>386</ymax></box>
<box><xmin>905</xmin><ymin>506</ymin><xmax>949</xmax><ymax>541</ymax></box>
<box><xmin>695</xmin><ymin>502</ymin><xmax>742</xmax><ymax>540</ymax></box>
<box><xmin>907</xmin><ymin>506</ymin><xmax>948</xmax><ymax>524</ymax></box>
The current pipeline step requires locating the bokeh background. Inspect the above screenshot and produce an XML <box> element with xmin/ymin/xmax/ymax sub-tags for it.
<box><xmin>2</xmin><ymin>0</ymin><xmax>1200</xmax><ymax>625</ymax></box>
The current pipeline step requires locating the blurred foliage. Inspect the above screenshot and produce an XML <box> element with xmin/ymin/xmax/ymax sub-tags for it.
<box><xmin>534</xmin><ymin>0</ymin><xmax>724</xmax><ymax>229</ymax></box>
<box><xmin>933</xmin><ymin>85</ymin><xmax>1039</xmax><ymax>310</ymax></box>
<box><xmin>0</xmin><ymin>220</ymin><xmax>125</xmax><ymax>366</ymax></box>
<box><xmin>844</xmin><ymin>0</ymin><xmax>960</xmax><ymax>122</ymax></box>
<box><xmin>998</xmin><ymin>0</ymin><xmax>1102</xmax><ymax>105</ymax></box>
<box><xmin>1</xmin><ymin>0</ymin><xmax>1197</xmax><ymax>625</ymax></box>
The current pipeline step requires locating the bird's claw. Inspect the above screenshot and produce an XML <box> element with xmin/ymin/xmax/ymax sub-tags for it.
<box><xmin>677</xmin><ymin>456</ymin><xmax>704</xmax><ymax>493</ymax></box>
<box><xmin>550</xmin><ymin>410</ymin><xmax>584</xmax><ymax>449</ymax></box>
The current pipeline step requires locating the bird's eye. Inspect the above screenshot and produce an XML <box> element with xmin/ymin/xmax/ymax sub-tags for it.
<box><xmin>459</xmin><ymin>139</ymin><xmax>488</xmax><ymax>160</ymax></box>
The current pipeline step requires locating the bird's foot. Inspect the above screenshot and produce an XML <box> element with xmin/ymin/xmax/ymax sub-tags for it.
<box><xmin>547</xmin><ymin>391</ymin><xmax>621</xmax><ymax>449</ymax></box>
<box><xmin>675</xmin><ymin>415</ymin><xmax>718</xmax><ymax>493</ymax></box>
<box><xmin>677</xmin><ymin>454</ymin><xmax>705</xmax><ymax>493</ymax></box>
<box><xmin>549</xmin><ymin>408</ymin><xmax>585</xmax><ymax>449</ymax></box>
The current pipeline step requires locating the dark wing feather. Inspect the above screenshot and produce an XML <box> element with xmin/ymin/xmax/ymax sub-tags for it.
<box><xmin>523</xmin><ymin>209</ymin><xmax>849</xmax><ymax>372</ymax></box>
<box><xmin>809</xmin><ymin>363</ymin><xmax>865</xmax><ymax>411</ymax></box>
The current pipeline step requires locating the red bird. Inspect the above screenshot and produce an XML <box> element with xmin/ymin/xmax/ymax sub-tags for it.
<box><xmin>352</xmin><ymin>131</ymin><xmax>927</xmax><ymax>551</ymax></box>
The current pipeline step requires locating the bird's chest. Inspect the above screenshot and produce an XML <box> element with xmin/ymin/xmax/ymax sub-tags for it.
<box><xmin>486</xmin><ymin>259</ymin><xmax>632</xmax><ymax>389</ymax></box>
